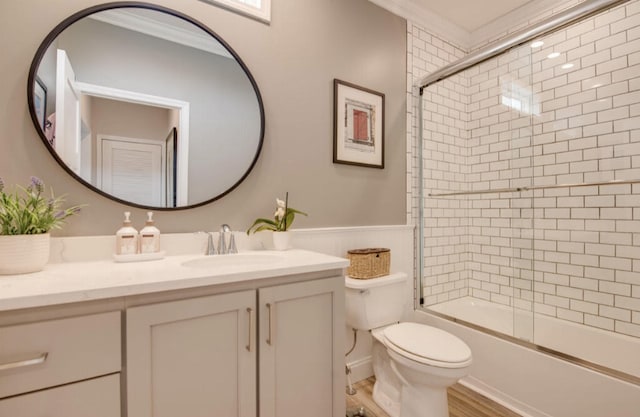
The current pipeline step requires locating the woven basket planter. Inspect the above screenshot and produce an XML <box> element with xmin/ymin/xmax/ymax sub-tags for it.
<box><xmin>0</xmin><ymin>233</ymin><xmax>50</xmax><ymax>275</ymax></box>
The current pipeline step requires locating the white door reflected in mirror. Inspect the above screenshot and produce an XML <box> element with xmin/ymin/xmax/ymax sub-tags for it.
<box><xmin>98</xmin><ymin>135</ymin><xmax>164</xmax><ymax>208</ymax></box>
<box><xmin>55</xmin><ymin>49</ymin><xmax>81</xmax><ymax>174</ymax></box>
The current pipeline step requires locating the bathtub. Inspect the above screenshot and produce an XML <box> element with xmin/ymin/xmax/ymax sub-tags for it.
<box><xmin>412</xmin><ymin>297</ymin><xmax>640</xmax><ymax>417</ymax></box>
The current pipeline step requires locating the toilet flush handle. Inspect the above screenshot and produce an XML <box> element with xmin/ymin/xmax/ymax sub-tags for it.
<box><xmin>359</xmin><ymin>289</ymin><xmax>370</xmax><ymax>295</ymax></box>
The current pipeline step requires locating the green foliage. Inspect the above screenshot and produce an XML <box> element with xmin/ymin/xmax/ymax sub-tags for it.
<box><xmin>0</xmin><ymin>177</ymin><xmax>84</xmax><ymax>235</ymax></box>
<box><xmin>246</xmin><ymin>196</ymin><xmax>307</xmax><ymax>234</ymax></box>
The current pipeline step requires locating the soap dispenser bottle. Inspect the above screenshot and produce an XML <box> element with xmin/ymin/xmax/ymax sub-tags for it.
<box><xmin>139</xmin><ymin>211</ymin><xmax>160</xmax><ymax>253</ymax></box>
<box><xmin>116</xmin><ymin>212</ymin><xmax>138</xmax><ymax>255</ymax></box>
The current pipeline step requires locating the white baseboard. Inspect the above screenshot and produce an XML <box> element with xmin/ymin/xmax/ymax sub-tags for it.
<box><xmin>347</xmin><ymin>356</ymin><xmax>373</xmax><ymax>384</ymax></box>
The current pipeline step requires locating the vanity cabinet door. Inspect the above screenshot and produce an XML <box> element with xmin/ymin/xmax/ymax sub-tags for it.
<box><xmin>126</xmin><ymin>290</ymin><xmax>257</xmax><ymax>417</ymax></box>
<box><xmin>258</xmin><ymin>276</ymin><xmax>345</xmax><ymax>417</ymax></box>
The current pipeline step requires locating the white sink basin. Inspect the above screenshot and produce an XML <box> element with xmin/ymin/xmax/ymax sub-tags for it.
<box><xmin>181</xmin><ymin>253</ymin><xmax>285</xmax><ymax>269</ymax></box>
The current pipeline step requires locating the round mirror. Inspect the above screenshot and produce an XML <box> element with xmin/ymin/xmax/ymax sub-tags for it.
<box><xmin>28</xmin><ymin>2</ymin><xmax>264</xmax><ymax>209</ymax></box>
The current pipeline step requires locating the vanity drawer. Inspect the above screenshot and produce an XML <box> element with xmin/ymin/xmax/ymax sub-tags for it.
<box><xmin>0</xmin><ymin>311</ymin><xmax>121</xmax><ymax>399</ymax></box>
<box><xmin>0</xmin><ymin>373</ymin><xmax>120</xmax><ymax>417</ymax></box>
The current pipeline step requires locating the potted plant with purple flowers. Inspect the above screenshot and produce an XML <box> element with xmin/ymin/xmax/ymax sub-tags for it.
<box><xmin>0</xmin><ymin>176</ymin><xmax>83</xmax><ymax>274</ymax></box>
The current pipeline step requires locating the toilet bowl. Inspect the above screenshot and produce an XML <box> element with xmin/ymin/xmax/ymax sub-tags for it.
<box><xmin>383</xmin><ymin>322</ymin><xmax>471</xmax><ymax>417</ymax></box>
<box><xmin>345</xmin><ymin>273</ymin><xmax>472</xmax><ymax>417</ymax></box>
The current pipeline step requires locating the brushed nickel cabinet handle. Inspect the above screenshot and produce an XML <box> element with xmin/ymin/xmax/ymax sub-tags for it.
<box><xmin>0</xmin><ymin>352</ymin><xmax>48</xmax><ymax>372</ymax></box>
<box><xmin>246</xmin><ymin>307</ymin><xmax>254</xmax><ymax>352</ymax></box>
<box><xmin>266</xmin><ymin>303</ymin><xmax>274</xmax><ymax>346</ymax></box>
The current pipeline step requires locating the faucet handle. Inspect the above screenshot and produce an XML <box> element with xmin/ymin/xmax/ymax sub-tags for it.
<box><xmin>228</xmin><ymin>233</ymin><xmax>238</xmax><ymax>254</ymax></box>
<box><xmin>194</xmin><ymin>231</ymin><xmax>216</xmax><ymax>255</ymax></box>
<box><xmin>207</xmin><ymin>232</ymin><xmax>216</xmax><ymax>255</ymax></box>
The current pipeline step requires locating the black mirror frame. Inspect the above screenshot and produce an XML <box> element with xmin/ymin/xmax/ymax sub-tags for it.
<box><xmin>27</xmin><ymin>1</ymin><xmax>265</xmax><ymax>210</ymax></box>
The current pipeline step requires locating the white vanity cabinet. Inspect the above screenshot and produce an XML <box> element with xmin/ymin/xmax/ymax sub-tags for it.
<box><xmin>0</xmin><ymin>249</ymin><xmax>349</xmax><ymax>417</ymax></box>
<box><xmin>259</xmin><ymin>277</ymin><xmax>345</xmax><ymax>417</ymax></box>
<box><xmin>0</xmin><ymin>311</ymin><xmax>122</xmax><ymax>417</ymax></box>
<box><xmin>127</xmin><ymin>290</ymin><xmax>257</xmax><ymax>417</ymax></box>
<box><xmin>126</xmin><ymin>275</ymin><xmax>345</xmax><ymax>417</ymax></box>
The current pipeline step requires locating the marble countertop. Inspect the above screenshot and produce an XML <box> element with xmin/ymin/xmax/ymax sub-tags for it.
<box><xmin>0</xmin><ymin>250</ymin><xmax>349</xmax><ymax>312</ymax></box>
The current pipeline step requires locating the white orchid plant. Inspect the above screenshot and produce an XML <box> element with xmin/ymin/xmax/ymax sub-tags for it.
<box><xmin>247</xmin><ymin>193</ymin><xmax>307</xmax><ymax>234</ymax></box>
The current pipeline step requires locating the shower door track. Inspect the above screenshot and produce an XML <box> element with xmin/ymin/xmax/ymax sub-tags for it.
<box><xmin>427</xmin><ymin>178</ymin><xmax>640</xmax><ymax>197</ymax></box>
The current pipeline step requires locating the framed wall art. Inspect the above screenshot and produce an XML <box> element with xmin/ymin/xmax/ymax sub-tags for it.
<box><xmin>333</xmin><ymin>79</ymin><xmax>384</xmax><ymax>169</ymax></box>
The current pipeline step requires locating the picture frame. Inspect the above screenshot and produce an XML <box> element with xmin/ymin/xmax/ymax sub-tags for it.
<box><xmin>33</xmin><ymin>76</ymin><xmax>47</xmax><ymax>131</ymax></box>
<box><xmin>333</xmin><ymin>79</ymin><xmax>385</xmax><ymax>169</ymax></box>
<box><xmin>199</xmin><ymin>0</ymin><xmax>271</xmax><ymax>24</ymax></box>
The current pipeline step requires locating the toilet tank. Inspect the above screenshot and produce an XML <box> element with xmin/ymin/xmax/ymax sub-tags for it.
<box><xmin>344</xmin><ymin>272</ymin><xmax>408</xmax><ymax>330</ymax></box>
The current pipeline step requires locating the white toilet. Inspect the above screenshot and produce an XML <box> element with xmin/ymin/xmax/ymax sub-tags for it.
<box><xmin>345</xmin><ymin>272</ymin><xmax>472</xmax><ymax>417</ymax></box>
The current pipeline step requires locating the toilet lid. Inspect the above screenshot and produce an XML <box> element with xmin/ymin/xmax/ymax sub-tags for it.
<box><xmin>384</xmin><ymin>323</ymin><xmax>472</xmax><ymax>367</ymax></box>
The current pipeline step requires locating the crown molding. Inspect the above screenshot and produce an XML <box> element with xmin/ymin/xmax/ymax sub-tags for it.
<box><xmin>89</xmin><ymin>9</ymin><xmax>233</xmax><ymax>59</ymax></box>
<box><xmin>370</xmin><ymin>0</ymin><xmax>578</xmax><ymax>51</ymax></box>
<box><xmin>368</xmin><ymin>0</ymin><xmax>471</xmax><ymax>49</ymax></box>
<box><xmin>468</xmin><ymin>0</ymin><xmax>579</xmax><ymax>50</ymax></box>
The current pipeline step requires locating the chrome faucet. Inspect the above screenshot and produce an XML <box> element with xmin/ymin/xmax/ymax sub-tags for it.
<box><xmin>206</xmin><ymin>232</ymin><xmax>216</xmax><ymax>255</ymax></box>
<box><xmin>195</xmin><ymin>231</ymin><xmax>217</xmax><ymax>255</ymax></box>
<box><xmin>217</xmin><ymin>224</ymin><xmax>238</xmax><ymax>255</ymax></box>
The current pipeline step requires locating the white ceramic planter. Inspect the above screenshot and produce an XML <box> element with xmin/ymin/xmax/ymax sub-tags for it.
<box><xmin>272</xmin><ymin>231</ymin><xmax>291</xmax><ymax>251</ymax></box>
<box><xmin>0</xmin><ymin>233</ymin><xmax>51</xmax><ymax>275</ymax></box>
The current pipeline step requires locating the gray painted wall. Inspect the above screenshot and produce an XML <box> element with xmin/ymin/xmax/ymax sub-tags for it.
<box><xmin>1</xmin><ymin>0</ymin><xmax>407</xmax><ymax>236</ymax></box>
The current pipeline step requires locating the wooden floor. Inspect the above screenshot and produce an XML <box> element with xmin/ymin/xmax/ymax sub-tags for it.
<box><xmin>346</xmin><ymin>377</ymin><xmax>522</xmax><ymax>417</ymax></box>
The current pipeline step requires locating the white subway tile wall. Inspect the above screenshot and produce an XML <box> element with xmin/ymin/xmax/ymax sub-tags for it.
<box><xmin>409</xmin><ymin>0</ymin><xmax>640</xmax><ymax>339</ymax></box>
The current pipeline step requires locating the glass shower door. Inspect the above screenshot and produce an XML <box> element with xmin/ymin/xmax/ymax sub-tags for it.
<box><xmin>498</xmin><ymin>42</ymin><xmax>536</xmax><ymax>342</ymax></box>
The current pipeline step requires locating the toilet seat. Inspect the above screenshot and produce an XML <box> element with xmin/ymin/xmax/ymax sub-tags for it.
<box><xmin>383</xmin><ymin>323</ymin><xmax>472</xmax><ymax>369</ymax></box>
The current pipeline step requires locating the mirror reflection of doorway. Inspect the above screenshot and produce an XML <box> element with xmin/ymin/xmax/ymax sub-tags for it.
<box><xmin>54</xmin><ymin>48</ymin><xmax>189</xmax><ymax>207</ymax></box>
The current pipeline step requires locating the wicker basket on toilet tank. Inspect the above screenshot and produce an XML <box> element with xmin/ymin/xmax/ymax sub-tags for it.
<box><xmin>346</xmin><ymin>248</ymin><xmax>390</xmax><ymax>279</ymax></box>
